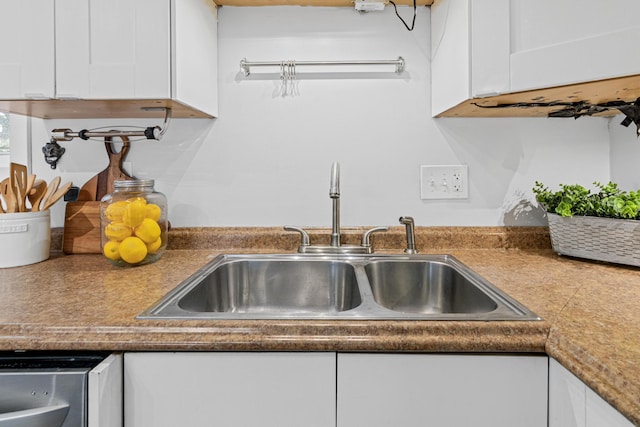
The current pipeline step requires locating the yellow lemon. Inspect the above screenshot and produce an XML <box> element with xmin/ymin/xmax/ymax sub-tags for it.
<box><xmin>104</xmin><ymin>221</ymin><xmax>132</xmax><ymax>241</ymax></box>
<box><xmin>123</xmin><ymin>199</ymin><xmax>147</xmax><ymax>228</ymax></box>
<box><xmin>105</xmin><ymin>201</ymin><xmax>129</xmax><ymax>222</ymax></box>
<box><xmin>127</xmin><ymin>196</ymin><xmax>147</xmax><ymax>205</ymax></box>
<box><xmin>103</xmin><ymin>240</ymin><xmax>121</xmax><ymax>261</ymax></box>
<box><xmin>146</xmin><ymin>237</ymin><xmax>162</xmax><ymax>254</ymax></box>
<box><xmin>134</xmin><ymin>218</ymin><xmax>162</xmax><ymax>244</ymax></box>
<box><xmin>119</xmin><ymin>236</ymin><xmax>148</xmax><ymax>264</ymax></box>
<box><xmin>145</xmin><ymin>203</ymin><xmax>162</xmax><ymax>221</ymax></box>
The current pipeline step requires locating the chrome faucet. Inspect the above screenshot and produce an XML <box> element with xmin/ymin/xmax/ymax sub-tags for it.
<box><xmin>285</xmin><ymin>162</ymin><xmax>388</xmax><ymax>254</ymax></box>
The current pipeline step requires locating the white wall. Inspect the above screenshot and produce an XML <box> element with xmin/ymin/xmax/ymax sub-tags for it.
<box><xmin>31</xmin><ymin>6</ymin><xmax>634</xmax><ymax>228</ymax></box>
<box><xmin>610</xmin><ymin>117</ymin><xmax>640</xmax><ymax>189</ymax></box>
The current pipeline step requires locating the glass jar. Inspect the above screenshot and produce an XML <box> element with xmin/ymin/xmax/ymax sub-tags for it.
<box><xmin>100</xmin><ymin>179</ymin><xmax>168</xmax><ymax>267</ymax></box>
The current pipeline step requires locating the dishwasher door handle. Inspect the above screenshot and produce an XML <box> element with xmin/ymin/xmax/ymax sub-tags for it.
<box><xmin>0</xmin><ymin>404</ymin><xmax>69</xmax><ymax>427</ymax></box>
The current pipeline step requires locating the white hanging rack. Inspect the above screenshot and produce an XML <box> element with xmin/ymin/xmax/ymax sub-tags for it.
<box><xmin>240</xmin><ymin>57</ymin><xmax>405</xmax><ymax>76</ymax></box>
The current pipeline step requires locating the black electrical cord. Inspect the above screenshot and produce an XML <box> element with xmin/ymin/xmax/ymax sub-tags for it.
<box><xmin>389</xmin><ymin>0</ymin><xmax>417</xmax><ymax>31</ymax></box>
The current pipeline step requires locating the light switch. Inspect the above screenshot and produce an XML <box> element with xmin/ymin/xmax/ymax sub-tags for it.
<box><xmin>420</xmin><ymin>165</ymin><xmax>469</xmax><ymax>199</ymax></box>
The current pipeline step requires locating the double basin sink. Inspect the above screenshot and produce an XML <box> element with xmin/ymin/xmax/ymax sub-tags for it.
<box><xmin>139</xmin><ymin>254</ymin><xmax>539</xmax><ymax>321</ymax></box>
<box><xmin>138</xmin><ymin>254</ymin><xmax>539</xmax><ymax>320</ymax></box>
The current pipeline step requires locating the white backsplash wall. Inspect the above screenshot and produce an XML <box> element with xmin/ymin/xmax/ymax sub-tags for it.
<box><xmin>610</xmin><ymin>118</ymin><xmax>640</xmax><ymax>189</ymax></box>
<box><xmin>35</xmin><ymin>6</ymin><xmax>626</xmax><ymax>228</ymax></box>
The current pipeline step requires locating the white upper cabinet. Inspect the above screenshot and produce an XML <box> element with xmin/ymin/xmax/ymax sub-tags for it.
<box><xmin>0</xmin><ymin>0</ymin><xmax>55</xmax><ymax>99</ymax></box>
<box><xmin>431</xmin><ymin>0</ymin><xmax>640</xmax><ymax>117</ymax></box>
<box><xmin>56</xmin><ymin>0</ymin><xmax>171</xmax><ymax>100</ymax></box>
<box><xmin>431</xmin><ymin>0</ymin><xmax>510</xmax><ymax>116</ymax></box>
<box><xmin>0</xmin><ymin>0</ymin><xmax>217</xmax><ymax>118</ymax></box>
<box><xmin>510</xmin><ymin>0</ymin><xmax>640</xmax><ymax>93</ymax></box>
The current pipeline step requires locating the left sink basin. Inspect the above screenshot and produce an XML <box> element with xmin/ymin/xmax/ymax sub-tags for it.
<box><xmin>177</xmin><ymin>258</ymin><xmax>361</xmax><ymax>314</ymax></box>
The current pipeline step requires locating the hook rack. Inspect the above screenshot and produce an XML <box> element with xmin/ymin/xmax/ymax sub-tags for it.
<box><xmin>240</xmin><ymin>57</ymin><xmax>405</xmax><ymax>76</ymax></box>
<box><xmin>50</xmin><ymin>107</ymin><xmax>172</xmax><ymax>142</ymax></box>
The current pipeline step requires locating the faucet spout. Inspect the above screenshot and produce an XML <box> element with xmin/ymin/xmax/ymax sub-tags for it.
<box><xmin>330</xmin><ymin>162</ymin><xmax>340</xmax><ymax>198</ymax></box>
<box><xmin>330</xmin><ymin>162</ymin><xmax>340</xmax><ymax>247</ymax></box>
<box><xmin>399</xmin><ymin>216</ymin><xmax>418</xmax><ymax>254</ymax></box>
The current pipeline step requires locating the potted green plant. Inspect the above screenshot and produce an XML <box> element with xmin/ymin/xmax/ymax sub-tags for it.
<box><xmin>532</xmin><ymin>181</ymin><xmax>640</xmax><ymax>266</ymax></box>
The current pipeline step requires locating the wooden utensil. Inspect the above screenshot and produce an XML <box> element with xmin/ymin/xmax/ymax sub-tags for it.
<box><xmin>28</xmin><ymin>179</ymin><xmax>47</xmax><ymax>211</ymax></box>
<box><xmin>10</xmin><ymin>163</ymin><xmax>28</xmax><ymax>212</ymax></box>
<box><xmin>38</xmin><ymin>176</ymin><xmax>61</xmax><ymax>211</ymax></box>
<box><xmin>25</xmin><ymin>174</ymin><xmax>36</xmax><ymax>197</ymax></box>
<box><xmin>0</xmin><ymin>182</ymin><xmax>4</xmax><ymax>213</ymax></box>
<box><xmin>77</xmin><ymin>135</ymin><xmax>133</xmax><ymax>201</ymax></box>
<box><xmin>0</xmin><ymin>177</ymin><xmax>17</xmax><ymax>213</ymax></box>
<box><xmin>41</xmin><ymin>181</ymin><xmax>73</xmax><ymax>211</ymax></box>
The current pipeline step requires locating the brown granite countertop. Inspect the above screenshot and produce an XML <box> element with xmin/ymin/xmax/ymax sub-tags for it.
<box><xmin>2</xmin><ymin>226</ymin><xmax>640</xmax><ymax>424</ymax></box>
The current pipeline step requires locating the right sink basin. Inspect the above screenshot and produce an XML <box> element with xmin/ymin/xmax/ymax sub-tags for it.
<box><xmin>364</xmin><ymin>260</ymin><xmax>499</xmax><ymax>314</ymax></box>
<box><xmin>138</xmin><ymin>254</ymin><xmax>540</xmax><ymax>321</ymax></box>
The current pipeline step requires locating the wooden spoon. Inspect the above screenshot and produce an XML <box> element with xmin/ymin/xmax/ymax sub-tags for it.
<box><xmin>10</xmin><ymin>163</ymin><xmax>28</xmax><ymax>212</ymax></box>
<box><xmin>25</xmin><ymin>174</ymin><xmax>36</xmax><ymax>198</ymax></box>
<box><xmin>41</xmin><ymin>181</ymin><xmax>73</xmax><ymax>211</ymax></box>
<box><xmin>0</xmin><ymin>177</ymin><xmax>17</xmax><ymax>213</ymax></box>
<box><xmin>28</xmin><ymin>179</ymin><xmax>47</xmax><ymax>212</ymax></box>
<box><xmin>38</xmin><ymin>176</ymin><xmax>61</xmax><ymax>212</ymax></box>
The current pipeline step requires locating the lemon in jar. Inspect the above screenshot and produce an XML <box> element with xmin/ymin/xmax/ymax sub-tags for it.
<box><xmin>146</xmin><ymin>237</ymin><xmax>162</xmax><ymax>254</ymax></box>
<box><xmin>103</xmin><ymin>240</ymin><xmax>121</xmax><ymax>261</ymax></box>
<box><xmin>119</xmin><ymin>236</ymin><xmax>148</xmax><ymax>264</ymax></box>
<box><xmin>104</xmin><ymin>221</ymin><xmax>132</xmax><ymax>241</ymax></box>
<box><xmin>123</xmin><ymin>198</ymin><xmax>147</xmax><ymax>228</ymax></box>
<box><xmin>134</xmin><ymin>218</ymin><xmax>161</xmax><ymax>244</ymax></box>
<box><xmin>145</xmin><ymin>203</ymin><xmax>162</xmax><ymax>222</ymax></box>
<box><xmin>105</xmin><ymin>201</ymin><xmax>129</xmax><ymax>222</ymax></box>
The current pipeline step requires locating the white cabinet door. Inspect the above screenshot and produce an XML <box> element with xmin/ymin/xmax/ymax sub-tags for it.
<box><xmin>0</xmin><ymin>0</ymin><xmax>55</xmax><ymax>99</ymax></box>
<box><xmin>55</xmin><ymin>0</ymin><xmax>170</xmax><ymax>99</ymax></box>
<box><xmin>124</xmin><ymin>352</ymin><xmax>336</xmax><ymax>427</ymax></box>
<box><xmin>549</xmin><ymin>358</ymin><xmax>586</xmax><ymax>427</ymax></box>
<box><xmin>431</xmin><ymin>0</ymin><xmax>640</xmax><ymax>116</ymax></box>
<box><xmin>586</xmin><ymin>388</ymin><xmax>635</xmax><ymax>427</ymax></box>
<box><xmin>88</xmin><ymin>353</ymin><xmax>124</xmax><ymax>427</ymax></box>
<box><xmin>549</xmin><ymin>359</ymin><xmax>634</xmax><ymax>427</ymax></box>
<box><xmin>431</xmin><ymin>0</ymin><xmax>510</xmax><ymax>116</ymax></box>
<box><xmin>510</xmin><ymin>0</ymin><xmax>640</xmax><ymax>92</ymax></box>
<box><xmin>172</xmin><ymin>0</ymin><xmax>219</xmax><ymax>116</ymax></box>
<box><xmin>337</xmin><ymin>353</ymin><xmax>548</xmax><ymax>427</ymax></box>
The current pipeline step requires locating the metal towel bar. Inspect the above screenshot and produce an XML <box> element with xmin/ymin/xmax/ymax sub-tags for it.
<box><xmin>240</xmin><ymin>57</ymin><xmax>405</xmax><ymax>76</ymax></box>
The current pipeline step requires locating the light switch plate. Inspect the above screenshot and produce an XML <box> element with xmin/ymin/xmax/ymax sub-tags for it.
<box><xmin>420</xmin><ymin>165</ymin><xmax>469</xmax><ymax>199</ymax></box>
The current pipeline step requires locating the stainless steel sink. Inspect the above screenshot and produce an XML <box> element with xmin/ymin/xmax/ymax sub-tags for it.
<box><xmin>138</xmin><ymin>254</ymin><xmax>540</xmax><ymax>320</ymax></box>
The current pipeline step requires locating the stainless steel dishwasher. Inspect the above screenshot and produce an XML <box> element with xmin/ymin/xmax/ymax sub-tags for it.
<box><xmin>0</xmin><ymin>352</ymin><xmax>111</xmax><ymax>427</ymax></box>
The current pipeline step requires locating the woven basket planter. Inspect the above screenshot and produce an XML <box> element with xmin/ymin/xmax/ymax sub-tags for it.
<box><xmin>547</xmin><ymin>213</ymin><xmax>640</xmax><ymax>267</ymax></box>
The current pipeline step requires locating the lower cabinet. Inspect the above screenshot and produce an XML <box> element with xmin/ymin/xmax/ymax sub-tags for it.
<box><xmin>124</xmin><ymin>352</ymin><xmax>548</xmax><ymax>427</ymax></box>
<box><xmin>337</xmin><ymin>353</ymin><xmax>548</xmax><ymax>427</ymax></box>
<box><xmin>124</xmin><ymin>352</ymin><xmax>336</xmax><ymax>427</ymax></box>
<box><xmin>549</xmin><ymin>359</ymin><xmax>634</xmax><ymax>427</ymax></box>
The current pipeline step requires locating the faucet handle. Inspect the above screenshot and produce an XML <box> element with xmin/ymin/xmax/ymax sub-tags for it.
<box><xmin>361</xmin><ymin>226</ymin><xmax>389</xmax><ymax>250</ymax></box>
<box><xmin>284</xmin><ymin>226</ymin><xmax>310</xmax><ymax>248</ymax></box>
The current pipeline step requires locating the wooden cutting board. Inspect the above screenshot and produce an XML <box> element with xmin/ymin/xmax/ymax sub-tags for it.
<box><xmin>62</xmin><ymin>201</ymin><xmax>101</xmax><ymax>254</ymax></box>
<box><xmin>64</xmin><ymin>135</ymin><xmax>136</xmax><ymax>254</ymax></box>
<box><xmin>77</xmin><ymin>135</ymin><xmax>134</xmax><ymax>201</ymax></box>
